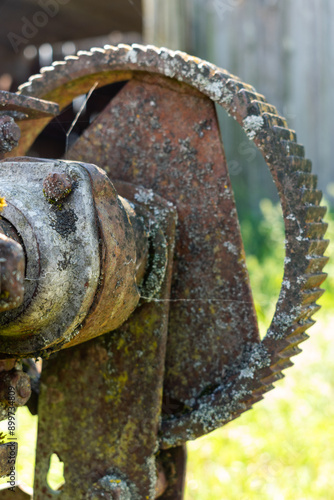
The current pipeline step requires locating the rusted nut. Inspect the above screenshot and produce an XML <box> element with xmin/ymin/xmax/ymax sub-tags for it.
<box><xmin>0</xmin><ymin>442</ymin><xmax>18</xmax><ymax>477</ymax></box>
<box><xmin>0</xmin><ymin>234</ymin><xmax>25</xmax><ymax>313</ymax></box>
<box><xmin>0</xmin><ymin>116</ymin><xmax>21</xmax><ymax>153</ymax></box>
<box><xmin>43</xmin><ymin>172</ymin><xmax>73</xmax><ymax>202</ymax></box>
<box><xmin>0</xmin><ymin>369</ymin><xmax>31</xmax><ymax>407</ymax></box>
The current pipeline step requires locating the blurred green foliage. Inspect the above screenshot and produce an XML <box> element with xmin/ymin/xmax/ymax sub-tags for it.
<box><xmin>240</xmin><ymin>199</ymin><xmax>285</xmax><ymax>331</ymax></box>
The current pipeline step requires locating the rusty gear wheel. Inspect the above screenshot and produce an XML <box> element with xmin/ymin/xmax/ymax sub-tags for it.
<box><xmin>15</xmin><ymin>44</ymin><xmax>328</xmax><ymax>448</ymax></box>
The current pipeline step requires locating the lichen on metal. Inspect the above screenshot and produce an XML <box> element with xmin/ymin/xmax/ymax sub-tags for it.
<box><xmin>0</xmin><ymin>44</ymin><xmax>328</xmax><ymax>498</ymax></box>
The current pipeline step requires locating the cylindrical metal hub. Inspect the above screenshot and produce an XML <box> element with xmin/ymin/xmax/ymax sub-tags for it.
<box><xmin>0</xmin><ymin>158</ymin><xmax>154</xmax><ymax>357</ymax></box>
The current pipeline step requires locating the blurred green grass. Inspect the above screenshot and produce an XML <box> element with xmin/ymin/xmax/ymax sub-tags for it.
<box><xmin>1</xmin><ymin>201</ymin><xmax>333</xmax><ymax>499</ymax></box>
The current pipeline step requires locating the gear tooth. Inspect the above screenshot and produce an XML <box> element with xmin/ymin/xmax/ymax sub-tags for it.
<box><xmin>159</xmin><ymin>46</ymin><xmax>173</xmax><ymax>55</ymax></box>
<box><xmin>287</xmin><ymin>156</ymin><xmax>312</xmax><ymax>173</ymax></box>
<box><xmin>303</xmin><ymin>272</ymin><xmax>327</xmax><ymax>289</ymax></box>
<box><xmin>261</xmin><ymin>371</ymin><xmax>286</xmax><ymax>385</ymax></box>
<box><xmin>305</xmin><ymin>205</ymin><xmax>327</xmax><ymax>222</ymax></box>
<box><xmin>247</xmin><ymin>100</ymin><xmax>278</xmax><ymax>115</ymax></box>
<box><xmin>262</xmin><ymin>112</ymin><xmax>288</xmax><ymax>129</ymax></box>
<box><xmin>301</xmin><ymin>189</ymin><xmax>323</xmax><ymax>205</ymax></box>
<box><xmin>239</xmin><ymin>90</ymin><xmax>266</xmax><ymax>104</ymax></box>
<box><xmin>174</xmin><ymin>49</ymin><xmax>188</xmax><ymax>57</ymax></box>
<box><xmin>18</xmin><ymin>81</ymin><xmax>32</xmax><ymax>91</ymax></box>
<box><xmin>242</xmin><ymin>394</ymin><xmax>264</xmax><ymax>407</ymax></box>
<box><xmin>130</xmin><ymin>43</ymin><xmax>148</xmax><ymax>51</ymax></box>
<box><xmin>205</xmin><ymin>61</ymin><xmax>218</xmax><ymax>70</ymax></box>
<box><xmin>305</xmin><ymin>256</ymin><xmax>329</xmax><ymax>274</ymax></box>
<box><xmin>103</xmin><ymin>44</ymin><xmax>117</xmax><ymax>51</ymax></box>
<box><xmin>273</xmin><ymin>126</ymin><xmax>297</xmax><ymax>142</ymax></box>
<box><xmin>226</xmin><ymin>78</ymin><xmax>250</xmax><ymax>94</ymax></box>
<box><xmin>305</xmin><ymin>221</ymin><xmax>328</xmax><ymax>239</ymax></box>
<box><xmin>28</xmin><ymin>74</ymin><xmax>43</xmax><ymax>82</ymax></box>
<box><xmin>52</xmin><ymin>60</ymin><xmax>67</xmax><ymax>67</ymax></box>
<box><xmin>291</xmin><ymin>171</ymin><xmax>318</xmax><ymax>189</ymax></box>
<box><xmin>279</xmin><ymin>346</ymin><xmax>303</xmax><ymax>359</ymax></box>
<box><xmin>281</xmin><ymin>140</ymin><xmax>305</xmax><ymax>157</ymax></box>
<box><xmin>280</xmin><ymin>333</ymin><xmax>309</xmax><ymax>354</ymax></box>
<box><xmin>307</xmin><ymin>238</ymin><xmax>329</xmax><ymax>255</ymax></box>
<box><xmin>40</xmin><ymin>66</ymin><xmax>55</xmax><ymax>73</ymax></box>
<box><xmin>232</xmin><ymin>80</ymin><xmax>255</xmax><ymax>93</ymax></box>
<box><xmin>285</xmin><ymin>331</ymin><xmax>310</xmax><ymax>347</ymax></box>
<box><xmin>287</xmin><ymin>319</ymin><xmax>315</xmax><ymax>337</ymax></box>
<box><xmin>276</xmin><ymin>339</ymin><xmax>307</xmax><ymax>359</ymax></box>
<box><xmin>296</xmin><ymin>303</ymin><xmax>322</xmax><ymax>322</ymax></box>
<box><xmin>76</xmin><ymin>50</ymin><xmax>92</xmax><ymax>56</ymax></box>
<box><xmin>90</xmin><ymin>47</ymin><xmax>105</xmax><ymax>54</ymax></box>
<box><xmin>118</xmin><ymin>43</ymin><xmax>132</xmax><ymax>51</ymax></box>
<box><xmin>250</xmin><ymin>388</ymin><xmax>269</xmax><ymax>400</ymax></box>
<box><xmin>259</xmin><ymin>384</ymin><xmax>276</xmax><ymax>394</ymax></box>
<box><xmin>145</xmin><ymin>45</ymin><xmax>161</xmax><ymax>54</ymax></box>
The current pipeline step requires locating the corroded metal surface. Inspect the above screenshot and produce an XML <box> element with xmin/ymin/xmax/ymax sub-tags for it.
<box><xmin>0</xmin><ymin>360</ymin><xmax>32</xmax><ymax>422</ymax></box>
<box><xmin>0</xmin><ymin>233</ymin><xmax>25</xmax><ymax>313</ymax></box>
<box><xmin>62</xmin><ymin>165</ymin><xmax>141</xmax><ymax>349</ymax></box>
<box><xmin>0</xmin><ymin>442</ymin><xmax>18</xmax><ymax>478</ymax></box>
<box><xmin>0</xmin><ymin>90</ymin><xmax>59</xmax><ymax>161</ymax></box>
<box><xmin>0</xmin><ymin>485</ymin><xmax>31</xmax><ymax>499</ymax></box>
<box><xmin>0</xmin><ymin>90</ymin><xmax>58</xmax><ymax>120</ymax></box>
<box><xmin>33</xmin><ymin>186</ymin><xmax>177</xmax><ymax>500</ymax></box>
<box><xmin>68</xmin><ymin>75</ymin><xmax>260</xmax><ymax>411</ymax></box>
<box><xmin>0</xmin><ymin>116</ymin><xmax>21</xmax><ymax>154</ymax></box>
<box><xmin>43</xmin><ymin>172</ymin><xmax>73</xmax><ymax>202</ymax></box>
<box><xmin>12</xmin><ymin>44</ymin><xmax>329</xmax><ymax>495</ymax></box>
<box><xmin>0</xmin><ymin>159</ymin><xmax>150</xmax><ymax>356</ymax></box>
<box><xmin>0</xmin><ymin>369</ymin><xmax>31</xmax><ymax>406</ymax></box>
<box><xmin>0</xmin><ymin>160</ymin><xmax>100</xmax><ymax>357</ymax></box>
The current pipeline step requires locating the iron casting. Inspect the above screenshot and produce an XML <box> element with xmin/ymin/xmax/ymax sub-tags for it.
<box><xmin>0</xmin><ymin>44</ymin><xmax>329</xmax><ymax>499</ymax></box>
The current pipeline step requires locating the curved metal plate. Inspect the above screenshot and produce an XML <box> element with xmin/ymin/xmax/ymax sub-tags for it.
<box><xmin>68</xmin><ymin>75</ymin><xmax>260</xmax><ymax>407</ymax></box>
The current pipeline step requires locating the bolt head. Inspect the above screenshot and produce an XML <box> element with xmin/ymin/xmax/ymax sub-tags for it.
<box><xmin>0</xmin><ymin>116</ymin><xmax>21</xmax><ymax>153</ymax></box>
<box><xmin>3</xmin><ymin>121</ymin><xmax>21</xmax><ymax>143</ymax></box>
<box><xmin>0</xmin><ymin>370</ymin><xmax>31</xmax><ymax>406</ymax></box>
<box><xmin>43</xmin><ymin>173</ymin><xmax>73</xmax><ymax>202</ymax></box>
<box><xmin>16</xmin><ymin>376</ymin><xmax>31</xmax><ymax>399</ymax></box>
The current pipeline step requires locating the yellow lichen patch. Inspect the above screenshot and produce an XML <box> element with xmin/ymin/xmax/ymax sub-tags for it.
<box><xmin>104</xmin><ymin>371</ymin><xmax>129</xmax><ymax>404</ymax></box>
<box><xmin>210</xmin><ymin>305</ymin><xmax>216</xmax><ymax>315</ymax></box>
<box><xmin>0</xmin><ymin>197</ymin><xmax>7</xmax><ymax>212</ymax></box>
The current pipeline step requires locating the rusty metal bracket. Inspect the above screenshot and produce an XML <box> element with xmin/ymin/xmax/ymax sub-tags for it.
<box><xmin>0</xmin><ymin>90</ymin><xmax>59</xmax><ymax>121</ymax></box>
<box><xmin>0</xmin><ymin>45</ymin><xmax>328</xmax><ymax>498</ymax></box>
<box><xmin>33</xmin><ymin>184</ymin><xmax>177</xmax><ymax>499</ymax></box>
